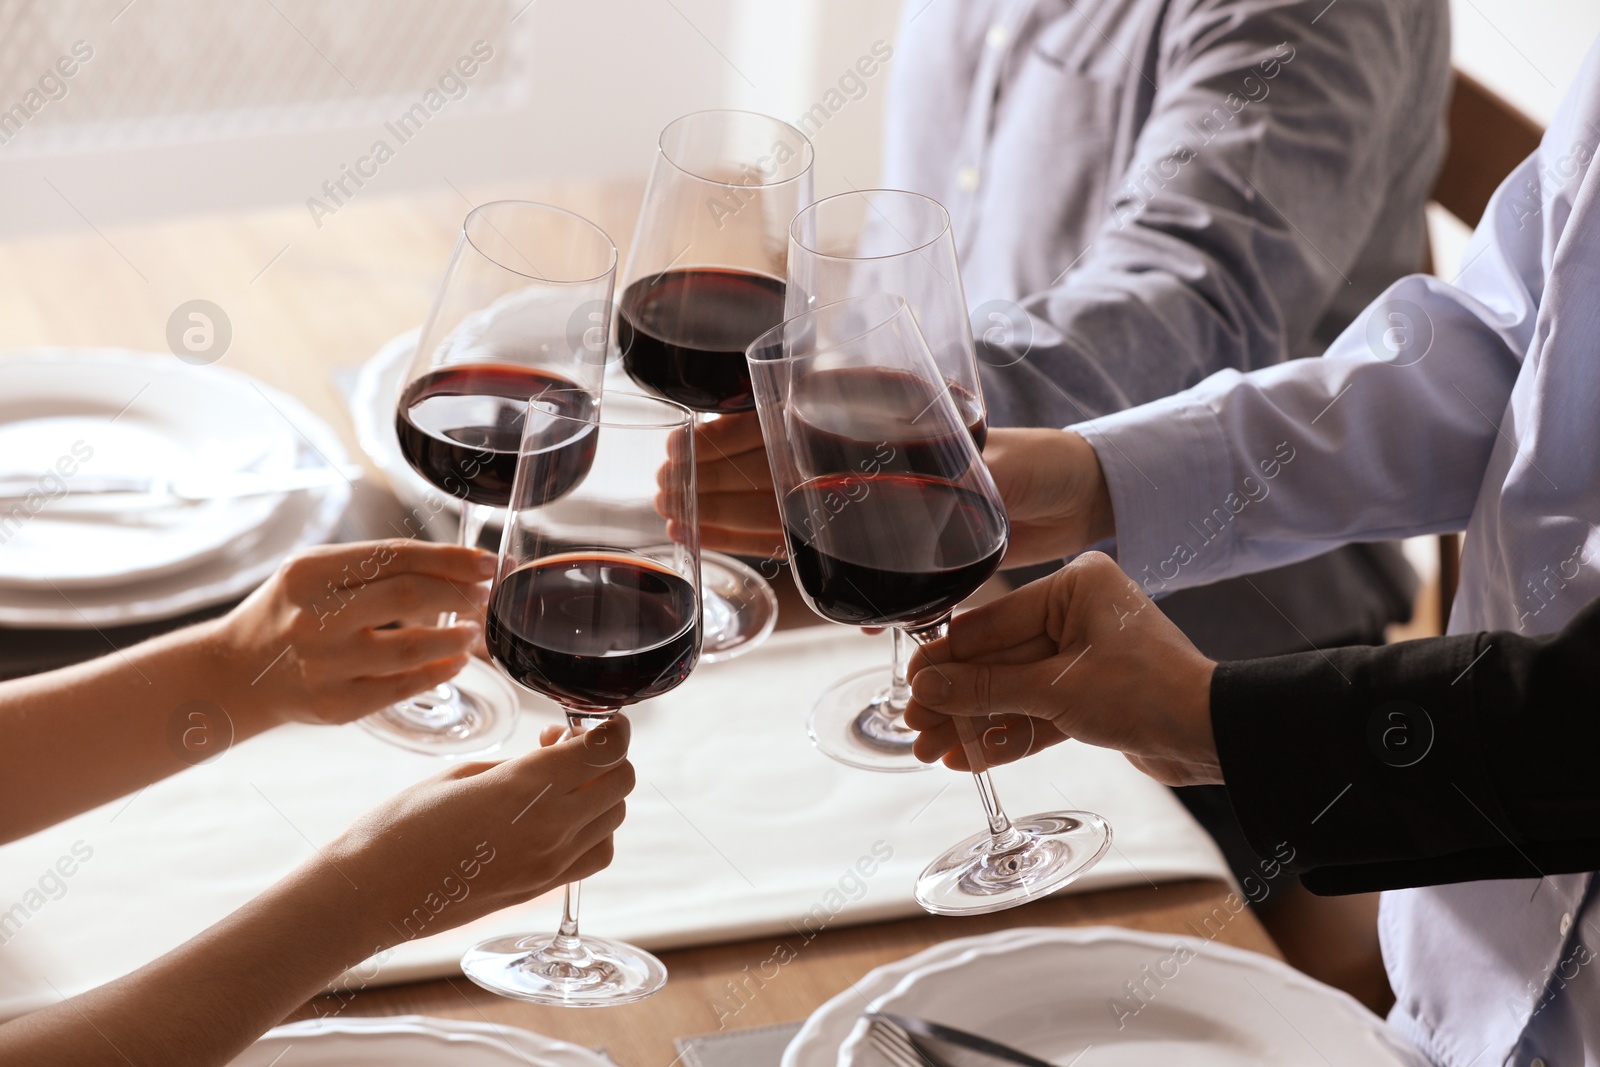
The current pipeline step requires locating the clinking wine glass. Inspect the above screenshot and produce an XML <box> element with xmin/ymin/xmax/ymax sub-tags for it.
<box><xmin>460</xmin><ymin>389</ymin><xmax>699</xmax><ymax>1005</ymax></box>
<box><xmin>786</xmin><ymin>188</ymin><xmax>987</xmax><ymax>773</ymax></box>
<box><xmin>617</xmin><ymin>109</ymin><xmax>814</xmax><ymax>663</ymax></box>
<box><xmin>364</xmin><ymin>201</ymin><xmax>616</xmax><ymax>757</ymax></box>
<box><xmin>746</xmin><ymin>294</ymin><xmax>1111</xmax><ymax>915</ymax></box>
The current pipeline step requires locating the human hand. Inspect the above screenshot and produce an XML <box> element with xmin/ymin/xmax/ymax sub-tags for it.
<box><xmin>215</xmin><ymin>539</ymin><xmax>494</xmax><ymax>729</ymax></box>
<box><xmin>660</xmin><ymin>412</ymin><xmax>786</xmax><ymax>559</ymax></box>
<box><xmin>903</xmin><ymin>552</ymin><xmax>1221</xmax><ymax>787</ymax></box>
<box><xmin>332</xmin><ymin>716</ymin><xmax>634</xmax><ymax>946</ymax></box>
<box><xmin>977</xmin><ymin>429</ymin><xmax>1115</xmax><ymax>568</ymax></box>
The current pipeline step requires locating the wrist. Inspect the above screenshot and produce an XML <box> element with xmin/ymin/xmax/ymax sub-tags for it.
<box><xmin>1179</xmin><ymin>657</ymin><xmax>1222</xmax><ymax>785</ymax></box>
<box><xmin>189</xmin><ymin>616</ymin><xmax>290</xmax><ymax>736</ymax></box>
<box><xmin>1065</xmin><ymin>432</ymin><xmax>1116</xmax><ymax>545</ymax></box>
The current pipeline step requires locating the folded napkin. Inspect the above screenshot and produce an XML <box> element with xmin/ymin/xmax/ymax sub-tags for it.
<box><xmin>0</xmin><ymin>626</ymin><xmax>1229</xmax><ymax>1018</ymax></box>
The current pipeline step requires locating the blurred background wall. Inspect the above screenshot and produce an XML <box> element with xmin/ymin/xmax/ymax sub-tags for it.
<box><xmin>0</xmin><ymin>0</ymin><xmax>1592</xmax><ymax>238</ymax></box>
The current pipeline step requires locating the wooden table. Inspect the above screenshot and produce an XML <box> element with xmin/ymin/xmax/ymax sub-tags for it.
<box><xmin>0</xmin><ymin>182</ymin><xmax>1276</xmax><ymax>1065</ymax></box>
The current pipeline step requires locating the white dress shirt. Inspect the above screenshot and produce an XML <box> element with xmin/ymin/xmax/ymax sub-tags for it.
<box><xmin>1075</xmin><ymin>35</ymin><xmax>1600</xmax><ymax>1067</ymax></box>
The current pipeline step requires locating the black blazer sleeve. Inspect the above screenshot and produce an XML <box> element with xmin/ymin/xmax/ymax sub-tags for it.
<box><xmin>1210</xmin><ymin>596</ymin><xmax>1600</xmax><ymax>895</ymax></box>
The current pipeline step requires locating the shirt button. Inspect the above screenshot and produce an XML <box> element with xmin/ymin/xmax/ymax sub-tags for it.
<box><xmin>956</xmin><ymin>165</ymin><xmax>981</xmax><ymax>192</ymax></box>
<box><xmin>1560</xmin><ymin>912</ymin><xmax>1573</xmax><ymax>936</ymax></box>
<box><xmin>986</xmin><ymin>24</ymin><xmax>1009</xmax><ymax>49</ymax></box>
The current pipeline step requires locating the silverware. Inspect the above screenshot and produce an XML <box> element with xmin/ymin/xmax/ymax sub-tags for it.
<box><xmin>867</xmin><ymin>1011</ymin><xmax>1059</xmax><ymax>1067</ymax></box>
<box><xmin>0</xmin><ymin>466</ymin><xmax>359</xmax><ymax>512</ymax></box>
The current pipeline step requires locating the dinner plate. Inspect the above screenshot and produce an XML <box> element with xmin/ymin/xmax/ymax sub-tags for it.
<box><xmin>0</xmin><ymin>358</ymin><xmax>350</xmax><ymax>628</ymax></box>
<box><xmin>785</xmin><ymin>927</ymin><xmax>1426</xmax><ymax>1067</ymax></box>
<box><xmin>0</xmin><ymin>350</ymin><xmax>301</xmax><ymax>588</ymax></box>
<box><xmin>230</xmin><ymin>1014</ymin><xmax>611</xmax><ymax>1066</ymax></box>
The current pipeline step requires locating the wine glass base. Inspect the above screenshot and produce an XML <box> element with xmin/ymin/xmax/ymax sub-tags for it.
<box><xmin>698</xmin><ymin>551</ymin><xmax>779</xmax><ymax>664</ymax></box>
<box><xmin>808</xmin><ymin>666</ymin><xmax>931</xmax><ymax>773</ymax></box>
<box><xmin>914</xmin><ymin>810</ymin><xmax>1112</xmax><ymax>916</ymax></box>
<box><xmin>358</xmin><ymin>657</ymin><xmax>520</xmax><ymax>757</ymax></box>
<box><xmin>461</xmin><ymin>933</ymin><xmax>668</xmax><ymax>1007</ymax></box>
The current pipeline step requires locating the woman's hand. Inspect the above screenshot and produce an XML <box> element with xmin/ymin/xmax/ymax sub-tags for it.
<box><xmin>903</xmin><ymin>552</ymin><xmax>1222</xmax><ymax>787</ymax></box>
<box><xmin>216</xmin><ymin>539</ymin><xmax>494</xmax><ymax>729</ymax></box>
<box><xmin>333</xmin><ymin>717</ymin><xmax>634</xmax><ymax>941</ymax></box>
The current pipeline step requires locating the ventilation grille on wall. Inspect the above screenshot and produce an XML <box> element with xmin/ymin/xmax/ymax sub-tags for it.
<box><xmin>0</xmin><ymin>0</ymin><xmax>531</xmax><ymax>152</ymax></box>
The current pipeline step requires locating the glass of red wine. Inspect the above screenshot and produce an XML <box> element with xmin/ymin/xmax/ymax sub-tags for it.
<box><xmin>786</xmin><ymin>188</ymin><xmax>987</xmax><ymax>773</ymax></box>
<box><xmin>746</xmin><ymin>294</ymin><xmax>1111</xmax><ymax>915</ymax></box>
<box><xmin>366</xmin><ymin>201</ymin><xmax>616</xmax><ymax>757</ymax></box>
<box><xmin>460</xmin><ymin>389</ymin><xmax>699</xmax><ymax>1005</ymax></box>
<box><xmin>617</xmin><ymin>109</ymin><xmax>813</xmax><ymax>662</ymax></box>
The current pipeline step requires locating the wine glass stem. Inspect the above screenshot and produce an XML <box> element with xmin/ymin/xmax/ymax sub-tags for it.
<box><xmin>887</xmin><ymin>628</ymin><xmax>912</xmax><ymax>713</ymax></box>
<box><xmin>542</xmin><ymin>709</ymin><xmax>605</xmax><ymax>962</ymax></box>
<box><xmin>437</xmin><ymin>502</ymin><xmax>490</xmax><ymax>629</ymax></box>
<box><xmin>904</xmin><ymin>620</ymin><xmax>1023</xmax><ymax>847</ymax></box>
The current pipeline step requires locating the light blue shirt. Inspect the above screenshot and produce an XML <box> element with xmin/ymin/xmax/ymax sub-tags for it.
<box><xmin>1075</xmin><ymin>35</ymin><xmax>1600</xmax><ymax>1067</ymax></box>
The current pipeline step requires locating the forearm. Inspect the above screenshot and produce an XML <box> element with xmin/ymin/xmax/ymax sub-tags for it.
<box><xmin>0</xmin><ymin>620</ymin><xmax>280</xmax><ymax>843</ymax></box>
<box><xmin>0</xmin><ymin>856</ymin><xmax>382</xmax><ymax>1066</ymax></box>
<box><xmin>1212</xmin><ymin>599</ymin><xmax>1600</xmax><ymax>889</ymax></box>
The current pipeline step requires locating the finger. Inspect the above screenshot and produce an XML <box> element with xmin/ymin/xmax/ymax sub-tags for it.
<box><xmin>940</xmin><ymin>572</ymin><xmax>1063</xmax><ymax>663</ymax></box>
<box><xmin>563</xmin><ymin>759</ymin><xmax>636</xmax><ymax>815</ymax></box>
<box><xmin>695</xmin><ymin>524</ymin><xmax>788</xmax><ymax>558</ymax></box>
<box><xmin>691</xmin><ymin>490</ymin><xmax>783</xmax><ymax>533</ymax></box>
<box><xmin>693</xmin><ymin>455</ymin><xmax>776</xmax><ymax>494</ymax></box>
<box><xmin>909</xmin><ymin>657</ymin><xmax>1075</xmax><ymax>719</ymax></box>
<box><xmin>344</xmin><ymin>655</ymin><xmax>471</xmax><ymax>720</ymax></box>
<box><xmin>554</xmin><ymin>830</ymin><xmax>619</xmax><ymax>885</ymax></box>
<box><xmin>937</xmin><ymin>720</ymin><xmax>1071</xmax><ymax>771</ymax></box>
<box><xmin>503</xmin><ymin>715</ymin><xmax>632</xmax><ymax>791</ymax></box>
<box><xmin>358</xmin><ymin>622</ymin><xmax>483</xmax><ymax>675</ymax></box>
<box><xmin>539</xmin><ymin>725</ymin><xmax>565</xmax><ymax>747</ymax></box>
<box><xmin>288</xmin><ymin>539</ymin><xmax>497</xmax><ymax>588</ymax></box>
<box><xmin>335</xmin><ymin>573</ymin><xmax>490</xmax><ymax>629</ymax></box>
<box><xmin>694</xmin><ymin>411</ymin><xmax>766</xmax><ymax>459</ymax></box>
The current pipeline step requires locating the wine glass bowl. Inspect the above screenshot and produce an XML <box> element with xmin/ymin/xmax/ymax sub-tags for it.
<box><xmin>461</xmin><ymin>389</ymin><xmax>699</xmax><ymax>1006</ymax></box>
<box><xmin>364</xmin><ymin>201</ymin><xmax>618</xmax><ymax>757</ymax></box>
<box><xmin>746</xmin><ymin>294</ymin><xmax>1111</xmax><ymax>916</ymax></box>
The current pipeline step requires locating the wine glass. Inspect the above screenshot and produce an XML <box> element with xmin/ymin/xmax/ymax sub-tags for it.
<box><xmin>461</xmin><ymin>389</ymin><xmax>698</xmax><ymax>1005</ymax></box>
<box><xmin>617</xmin><ymin>109</ymin><xmax>813</xmax><ymax>662</ymax></box>
<box><xmin>746</xmin><ymin>294</ymin><xmax>1111</xmax><ymax>915</ymax></box>
<box><xmin>787</xmin><ymin>188</ymin><xmax>986</xmax><ymax>773</ymax></box>
<box><xmin>363</xmin><ymin>201</ymin><xmax>616</xmax><ymax>757</ymax></box>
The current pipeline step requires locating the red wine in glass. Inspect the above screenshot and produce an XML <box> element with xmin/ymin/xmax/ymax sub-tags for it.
<box><xmin>396</xmin><ymin>364</ymin><xmax>597</xmax><ymax>509</ymax></box>
<box><xmin>791</xmin><ymin>367</ymin><xmax>988</xmax><ymax>478</ymax></box>
<box><xmin>617</xmin><ymin>267</ymin><xmax>786</xmax><ymax>413</ymax></box>
<box><xmin>486</xmin><ymin>553</ymin><xmax>700</xmax><ymax>712</ymax></box>
<box><xmin>781</xmin><ymin>472</ymin><xmax>1007</xmax><ymax>627</ymax></box>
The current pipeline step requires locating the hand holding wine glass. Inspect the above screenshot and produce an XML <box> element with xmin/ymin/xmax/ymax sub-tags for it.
<box><xmin>901</xmin><ymin>550</ymin><xmax>1222</xmax><ymax>787</ymax></box>
<box><xmin>367</xmin><ymin>201</ymin><xmax>616</xmax><ymax>757</ymax></box>
<box><xmin>745</xmin><ymin>294</ymin><xmax>1111</xmax><ymax>915</ymax></box>
<box><xmin>461</xmin><ymin>390</ymin><xmax>701</xmax><ymax>1007</ymax></box>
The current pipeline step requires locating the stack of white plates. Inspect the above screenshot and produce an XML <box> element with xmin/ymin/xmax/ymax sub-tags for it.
<box><xmin>783</xmin><ymin>927</ymin><xmax>1426</xmax><ymax>1067</ymax></box>
<box><xmin>0</xmin><ymin>350</ymin><xmax>351</xmax><ymax>628</ymax></box>
<box><xmin>231</xmin><ymin>1015</ymin><xmax>611</xmax><ymax>1066</ymax></box>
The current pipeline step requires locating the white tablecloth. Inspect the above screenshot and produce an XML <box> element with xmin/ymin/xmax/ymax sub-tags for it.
<box><xmin>0</xmin><ymin>626</ymin><xmax>1229</xmax><ymax>1018</ymax></box>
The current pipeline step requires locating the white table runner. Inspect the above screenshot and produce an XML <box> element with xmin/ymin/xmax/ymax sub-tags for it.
<box><xmin>0</xmin><ymin>626</ymin><xmax>1229</xmax><ymax>1018</ymax></box>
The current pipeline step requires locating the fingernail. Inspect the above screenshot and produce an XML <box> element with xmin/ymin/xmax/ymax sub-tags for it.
<box><xmin>476</xmin><ymin>553</ymin><xmax>498</xmax><ymax>578</ymax></box>
<box><xmin>912</xmin><ymin>669</ymin><xmax>950</xmax><ymax>706</ymax></box>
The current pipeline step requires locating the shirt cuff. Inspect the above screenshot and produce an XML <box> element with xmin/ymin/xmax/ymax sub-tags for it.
<box><xmin>1071</xmin><ymin>393</ymin><xmax>1237</xmax><ymax>596</ymax></box>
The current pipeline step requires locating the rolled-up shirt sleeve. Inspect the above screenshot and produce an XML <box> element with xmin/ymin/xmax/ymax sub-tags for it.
<box><xmin>1071</xmin><ymin>139</ymin><xmax>1547</xmax><ymax>594</ymax></box>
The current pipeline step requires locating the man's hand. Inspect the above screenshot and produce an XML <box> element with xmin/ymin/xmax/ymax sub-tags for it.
<box><xmin>903</xmin><ymin>552</ymin><xmax>1222</xmax><ymax>787</ymax></box>
<box><xmin>669</xmin><ymin>416</ymin><xmax>1117</xmax><ymax>569</ymax></box>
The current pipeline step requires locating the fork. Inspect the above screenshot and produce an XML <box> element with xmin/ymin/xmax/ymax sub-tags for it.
<box><xmin>867</xmin><ymin>1015</ymin><xmax>947</xmax><ymax>1067</ymax></box>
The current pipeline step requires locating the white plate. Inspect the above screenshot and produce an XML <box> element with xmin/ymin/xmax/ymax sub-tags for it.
<box><xmin>0</xmin><ymin>364</ymin><xmax>350</xmax><ymax>628</ymax></box>
<box><xmin>230</xmin><ymin>1014</ymin><xmax>611</xmax><ymax>1067</ymax></box>
<box><xmin>785</xmin><ymin>927</ymin><xmax>1426</xmax><ymax>1067</ymax></box>
<box><xmin>0</xmin><ymin>350</ymin><xmax>302</xmax><ymax>588</ymax></box>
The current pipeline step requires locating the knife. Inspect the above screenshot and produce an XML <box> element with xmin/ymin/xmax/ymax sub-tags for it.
<box><xmin>870</xmin><ymin>1011</ymin><xmax>1061</xmax><ymax>1067</ymax></box>
<box><xmin>0</xmin><ymin>466</ymin><xmax>359</xmax><ymax>512</ymax></box>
